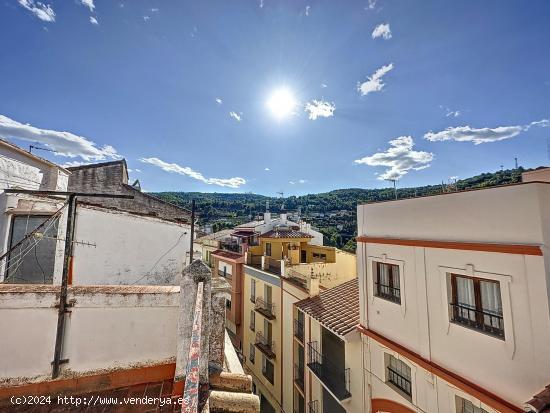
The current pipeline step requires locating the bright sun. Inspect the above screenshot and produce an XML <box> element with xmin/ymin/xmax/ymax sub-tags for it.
<box><xmin>267</xmin><ymin>88</ymin><xmax>297</xmax><ymax>119</ymax></box>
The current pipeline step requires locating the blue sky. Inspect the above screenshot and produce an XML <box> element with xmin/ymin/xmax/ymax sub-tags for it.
<box><xmin>1</xmin><ymin>0</ymin><xmax>549</xmax><ymax>195</ymax></box>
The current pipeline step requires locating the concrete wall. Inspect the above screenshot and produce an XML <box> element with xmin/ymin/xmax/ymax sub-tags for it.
<box><xmin>72</xmin><ymin>205</ymin><xmax>191</xmax><ymax>285</ymax></box>
<box><xmin>67</xmin><ymin>161</ymin><xmax>190</xmax><ymax>223</ymax></box>
<box><xmin>357</xmin><ymin>182</ymin><xmax>550</xmax><ymax>410</ymax></box>
<box><xmin>0</xmin><ymin>285</ymin><xmax>178</xmax><ymax>386</ymax></box>
<box><xmin>0</xmin><ymin>144</ymin><xmax>68</xmax><ymax>192</ymax></box>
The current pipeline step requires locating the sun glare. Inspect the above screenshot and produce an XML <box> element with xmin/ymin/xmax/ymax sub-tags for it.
<box><xmin>267</xmin><ymin>88</ymin><xmax>297</xmax><ymax>119</ymax></box>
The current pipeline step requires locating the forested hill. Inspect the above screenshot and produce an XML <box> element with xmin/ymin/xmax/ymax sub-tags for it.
<box><xmin>153</xmin><ymin>167</ymin><xmax>533</xmax><ymax>252</ymax></box>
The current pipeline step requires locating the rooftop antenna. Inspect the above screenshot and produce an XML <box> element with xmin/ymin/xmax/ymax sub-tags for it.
<box><xmin>29</xmin><ymin>145</ymin><xmax>55</xmax><ymax>154</ymax></box>
<box><xmin>514</xmin><ymin>157</ymin><xmax>518</xmax><ymax>169</ymax></box>
<box><xmin>276</xmin><ymin>191</ymin><xmax>285</xmax><ymax>210</ymax></box>
<box><xmin>385</xmin><ymin>179</ymin><xmax>397</xmax><ymax>199</ymax></box>
<box><xmin>500</xmin><ymin>165</ymin><xmax>504</xmax><ymax>171</ymax></box>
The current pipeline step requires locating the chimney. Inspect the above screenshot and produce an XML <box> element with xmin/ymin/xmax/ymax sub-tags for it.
<box><xmin>307</xmin><ymin>269</ymin><xmax>319</xmax><ymax>297</ymax></box>
<box><xmin>264</xmin><ymin>212</ymin><xmax>271</xmax><ymax>224</ymax></box>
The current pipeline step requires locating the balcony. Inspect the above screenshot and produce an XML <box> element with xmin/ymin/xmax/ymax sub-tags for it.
<box><xmin>255</xmin><ymin>297</ymin><xmax>276</xmax><ymax>320</ymax></box>
<box><xmin>294</xmin><ymin>363</ymin><xmax>304</xmax><ymax>391</ymax></box>
<box><xmin>374</xmin><ymin>281</ymin><xmax>401</xmax><ymax>304</ymax></box>
<box><xmin>217</xmin><ymin>269</ymin><xmax>232</xmax><ymax>280</ymax></box>
<box><xmin>255</xmin><ymin>332</ymin><xmax>276</xmax><ymax>359</ymax></box>
<box><xmin>308</xmin><ymin>401</ymin><xmax>319</xmax><ymax>413</ymax></box>
<box><xmin>388</xmin><ymin>366</ymin><xmax>412</xmax><ymax>397</ymax></box>
<box><xmin>294</xmin><ymin>318</ymin><xmax>304</xmax><ymax>342</ymax></box>
<box><xmin>307</xmin><ymin>342</ymin><xmax>351</xmax><ymax>401</ymax></box>
<box><xmin>450</xmin><ymin>303</ymin><xmax>505</xmax><ymax>339</ymax></box>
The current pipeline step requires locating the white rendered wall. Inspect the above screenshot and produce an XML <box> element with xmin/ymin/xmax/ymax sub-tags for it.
<box><xmin>72</xmin><ymin>206</ymin><xmax>191</xmax><ymax>285</ymax></box>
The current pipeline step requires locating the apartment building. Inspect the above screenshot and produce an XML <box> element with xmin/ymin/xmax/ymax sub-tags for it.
<box><xmin>295</xmin><ymin>278</ymin><xmax>362</xmax><ymax>413</ymax></box>
<box><xmin>241</xmin><ymin>220</ymin><xmax>356</xmax><ymax>413</ymax></box>
<box><xmin>356</xmin><ymin>180</ymin><xmax>550</xmax><ymax>413</ymax></box>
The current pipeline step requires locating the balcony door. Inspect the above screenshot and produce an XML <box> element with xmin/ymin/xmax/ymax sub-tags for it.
<box><xmin>323</xmin><ymin>388</ymin><xmax>345</xmax><ymax>413</ymax></box>
<box><xmin>265</xmin><ymin>284</ymin><xmax>272</xmax><ymax>305</ymax></box>
<box><xmin>264</xmin><ymin>319</ymin><xmax>272</xmax><ymax>343</ymax></box>
<box><xmin>321</xmin><ymin>326</ymin><xmax>345</xmax><ymax>373</ymax></box>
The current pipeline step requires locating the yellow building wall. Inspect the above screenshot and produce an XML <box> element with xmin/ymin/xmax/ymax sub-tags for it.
<box><xmin>242</xmin><ymin>267</ymin><xmax>283</xmax><ymax>412</ymax></box>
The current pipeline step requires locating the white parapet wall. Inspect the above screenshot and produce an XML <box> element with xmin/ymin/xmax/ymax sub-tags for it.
<box><xmin>0</xmin><ymin>284</ymin><xmax>179</xmax><ymax>386</ymax></box>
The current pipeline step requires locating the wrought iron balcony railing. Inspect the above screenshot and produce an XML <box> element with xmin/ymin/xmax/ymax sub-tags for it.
<box><xmin>374</xmin><ymin>281</ymin><xmax>401</xmax><ymax>303</ymax></box>
<box><xmin>307</xmin><ymin>342</ymin><xmax>351</xmax><ymax>400</ymax></box>
<box><xmin>308</xmin><ymin>400</ymin><xmax>319</xmax><ymax>413</ymax></box>
<box><xmin>255</xmin><ymin>331</ymin><xmax>276</xmax><ymax>359</ymax></box>
<box><xmin>294</xmin><ymin>363</ymin><xmax>304</xmax><ymax>391</ymax></box>
<box><xmin>294</xmin><ymin>318</ymin><xmax>304</xmax><ymax>342</ymax></box>
<box><xmin>255</xmin><ymin>297</ymin><xmax>276</xmax><ymax>320</ymax></box>
<box><xmin>388</xmin><ymin>366</ymin><xmax>412</xmax><ymax>396</ymax></box>
<box><xmin>450</xmin><ymin>303</ymin><xmax>504</xmax><ymax>338</ymax></box>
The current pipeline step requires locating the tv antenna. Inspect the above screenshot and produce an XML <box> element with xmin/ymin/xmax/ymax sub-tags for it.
<box><xmin>384</xmin><ymin>179</ymin><xmax>397</xmax><ymax>199</ymax></box>
<box><xmin>29</xmin><ymin>145</ymin><xmax>56</xmax><ymax>154</ymax></box>
<box><xmin>276</xmin><ymin>191</ymin><xmax>285</xmax><ymax>210</ymax></box>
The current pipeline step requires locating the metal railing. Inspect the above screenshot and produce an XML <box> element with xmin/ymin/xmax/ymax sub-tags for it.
<box><xmin>255</xmin><ymin>331</ymin><xmax>276</xmax><ymax>358</ymax></box>
<box><xmin>255</xmin><ymin>297</ymin><xmax>276</xmax><ymax>319</ymax></box>
<box><xmin>307</xmin><ymin>342</ymin><xmax>351</xmax><ymax>400</ymax></box>
<box><xmin>294</xmin><ymin>363</ymin><xmax>304</xmax><ymax>391</ymax></box>
<box><xmin>294</xmin><ymin>318</ymin><xmax>304</xmax><ymax>342</ymax></box>
<box><xmin>217</xmin><ymin>269</ymin><xmax>232</xmax><ymax>279</ymax></box>
<box><xmin>375</xmin><ymin>281</ymin><xmax>401</xmax><ymax>303</ymax></box>
<box><xmin>450</xmin><ymin>303</ymin><xmax>505</xmax><ymax>338</ymax></box>
<box><xmin>250</xmin><ymin>318</ymin><xmax>255</xmax><ymax>332</ymax></box>
<box><xmin>308</xmin><ymin>400</ymin><xmax>319</xmax><ymax>413</ymax></box>
<box><xmin>388</xmin><ymin>366</ymin><xmax>412</xmax><ymax>396</ymax></box>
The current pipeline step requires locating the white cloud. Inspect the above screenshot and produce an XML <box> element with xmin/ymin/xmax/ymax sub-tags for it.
<box><xmin>259</xmin><ymin>0</ymin><xmax>264</xmax><ymax>8</ymax></box>
<box><xmin>357</xmin><ymin>63</ymin><xmax>394</xmax><ymax>96</ymax></box>
<box><xmin>229</xmin><ymin>111</ymin><xmax>242</xmax><ymax>122</ymax></box>
<box><xmin>264</xmin><ymin>167</ymin><xmax>270</xmax><ymax>171</ymax></box>
<box><xmin>289</xmin><ymin>179</ymin><xmax>307</xmax><ymax>185</ymax></box>
<box><xmin>426</xmin><ymin>119</ymin><xmax>549</xmax><ymax>145</ymax></box>
<box><xmin>134</xmin><ymin>169</ymin><xmax>141</xmax><ymax>173</ymax></box>
<box><xmin>62</xmin><ymin>161</ymin><xmax>91</xmax><ymax>168</ymax></box>
<box><xmin>0</xmin><ymin>114</ymin><xmax>120</xmax><ymax>161</ymax></box>
<box><xmin>215</xmin><ymin>98</ymin><xmax>223</xmax><ymax>105</ymax></box>
<box><xmin>89</xmin><ymin>16</ymin><xmax>98</xmax><ymax>25</ymax></box>
<box><xmin>139</xmin><ymin>157</ymin><xmax>246</xmax><ymax>188</ymax></box>
<box><xmin>151</xmin><ymin>8</ymin><xmax>159</xmax><ymax>12</ymax></box>
<box><xmin>80</xmin><ymin>0</ymin><xmax>95</xmax><ymax>12</ymax></box>
<box><xmin>321</xmin><ymin>83</ymin><xmax>327</xmax><ymax>88</ymax></box>
<box><xmin>367</xmin><ymin>0</ymin><xmax>377</xmax><ymax>9</ymax></box>
<box><xmin>143</xmin><ymin>15</ymin><xmax>150</xmax><ymax>21</ymax></box>
<box><xmin>354</xmin><ymin>136</ymin><xmax>434</xmax><ymax>180</ymax></box>
<box><xmin>446</xmin><ymin>109</ymin><xmax>461</xmax><ymax>117</ymax></box>
<box><xmin>305</xmin><ymin>5</ymin><xmax>310</xmax><ymax>16</ymax></box>
<box><xmin>372</xmin><ymin>23</ymin><xmax>392</xmax><ymax>40</ymax></box>
<box><xmin>304</xmin><ymin>100</ymin><xmax>335</xmax><ymax>120</ymax></box>
<box><xmin>18</xmin><ymin>0</ymin><xmax>55</xmax><ymax>22</ymax></box>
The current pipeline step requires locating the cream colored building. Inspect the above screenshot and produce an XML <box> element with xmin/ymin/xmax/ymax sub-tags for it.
<box><xmin>241</xmin><ymin>221</ymin><xmax>356</xmax><ymax>413</ymax></box>
<box><xmin>357</xmin><ymin>181</ymin><xmax>550</xmax><ymax>413</ymax></box>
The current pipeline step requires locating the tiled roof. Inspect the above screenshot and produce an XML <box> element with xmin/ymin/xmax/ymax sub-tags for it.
<box><xmin>261</xmin><ymin>228</ymin><xmax>313</xmax><ymax>239</ymax></box>
<box><xmin>212</xmin><ymin>249</ymin><xmax>243</xmax><ymax>260</ymax></box>
<box><xmin>194</xmin><ymin>229</ymin><xmax>234</xmax><ymax>244</ymax></box>
<box><xmin>295</xmin><ymin>278</ymin><xmax>359</xmax><ymax>336</ymax></box>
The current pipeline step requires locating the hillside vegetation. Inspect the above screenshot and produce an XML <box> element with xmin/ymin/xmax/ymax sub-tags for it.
<box><xmin>154</xmin><ymin>168</ymin><xmax>531</xmax><ymax>252</ymax></box>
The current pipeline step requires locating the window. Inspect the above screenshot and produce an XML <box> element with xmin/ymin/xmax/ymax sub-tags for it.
<box><xmin>312</xmin><ymin>252</ymin><xmax>327</xmax><ymax>261</ymax></box>
<box><xmin>455</xmin><ymin>396</ymin><xmax>489</xmax><ymax>413</ymax></box>
<box><xmin>250</xmin><ymin>310</ymin><xmax>256</xmax><ymax>331</ymax></box>
<box><xmin>262</xmin><ymin>355</ymin><xmax>274</xmax><ymax>384</ymax></box>
<box><xmin>450</xmin><ymin>274</ymin><xmax>504</xmax><ymax>338</ymax></box>
<box><xmin>386</xmin><ymin>355</ymin><xmax>411</xmax><ymax>397</ymax></box>
<box><xmin>249</xmin><ymin>344</ymin><xmax>255</xmax><ymax>364</ymax></box>
<box><xmin>250</xmin><ymin>279</ymin><xmax>256</xmax><ymax>302</ymax></box>
<box><xmin>374</xmin><ymin>262</ymin><xmax>401</xmax><ymax>304</ymax></box>
<box><xmin>226</xmin><ymin>299</ymin><xmax>231</xmax><ymax>311</ymax></box>
<box><xmin>5</xmin><ymin>215</ymin><xmax>59</xmax><ymax>284</ymax></box>
<box><xmin>265</xmin><ymin>242</ymin><xmax>272</xmax><ymax>256</ymax></box>
<box><xmin>294</xmin><ymin>388</ymin><xmax>305</xmax><ymax>413</ymax></box>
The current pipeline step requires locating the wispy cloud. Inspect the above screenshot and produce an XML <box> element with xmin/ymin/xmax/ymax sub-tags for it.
<box><xmin>289</xmin><ymin>179</ymin><xmax>307</xmax><ymax>185</ymax></box>
<box><xmin>372</xmin><ymin>23</ymin><xmax>392</xmax><ymax>40</ymax></box>
<box><xmin>305</xmin><ymin>5</ymin><xmax>310</xmax><ymax>16</ymax></box>
<box><xmin>424</xmin><ymin>119</ymin><xmax>549</xmax><ymax>145</ymax></box>
<box><xmin>366</xmin><ymin>0</ymin><xmax>378</xmax><ymax>10</ymax></box>
<box><xmin>0</xmin><ymin>114</ymin><xmax>120</xmax><ymax>161</ymax></box>
<box><xmin>18</xmin><ymin>0</ymin><xmax>55</xmax><ymax>22</ymax></box>
<box><xmin>264</xmin><ymin>167</ymin><xmax>270</xmax><ymax>171</ymax></box>
<box><xmin>143</xmin><ymin>15</ymin><xmax>150</xmax><ymax>21</ymax></box>
<box><xmin>354</xmin><ymin>136</ymin><xmax>434</xmax><ymax>180</ymax></box>
<box><xmin>139</xmin><ymin>157</ymin><xmax>246</xmax><ymax>188</ymax></box>
<box><xmin>229</xmin><ymin>111</ymin><xmax>242</xmax><ymax>122</ymax></box>
<box><xmin>89</xmin><ymin>16</ymin><xmax>98</xmax><ymax>25</ymax></box>
<box><xmin>357</xmin><ymin>63</ymin><xmax>394</xmax><ymax>96</ymax></box>
<box><xmin>446</xmin><ymin>109</ymin><xmax>460</xmax><ymax>118</ymax></box>
<box><xmin>304</xmin><ymin>100</ymin><xmax>336</xmax><ymax>120</ymax></box>
<box><xmin>150</xmin><ymin>8</ymin><xmax>159</xmax><ymax>12</ymax></box>
<box><xmin>259</xmin><ymin>0</ymin><xmax>264</xmax><ymax>8</ymax></box>
<box><xmin>321</xmin><ymin>83</ymin><xmax>327</xmax><ymax>88</ymax></box>
<box><xmin>80</xmin><ymin>0</ymin><xmax>95</xmax><ymax>12</ymax></box>
<box><xmin>215</xmin><ymin>98</ymin><xmax>223</xmax><ymax>105</ymax></box>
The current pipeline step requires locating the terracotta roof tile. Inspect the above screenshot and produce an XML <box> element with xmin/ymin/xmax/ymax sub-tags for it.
<box><xmin>261</xmin><ymin>228</ymin><xmax>313</xmax><ymax>239</ymax></box>
<box><xmin>295</xmin><ymin>278</ymin><xmax>359</xmax><ymax>337</ymax></box>
<box><xmin>212</xmin><ymin>249</ymin><xmax>243</xmax><ymax>260</ymax></box>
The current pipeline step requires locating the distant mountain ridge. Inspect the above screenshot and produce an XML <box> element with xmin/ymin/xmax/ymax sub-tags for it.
<box><xmin>153</xmin><ymin>167</ymin><xmax>533</xmax><ymax>252</ymax></box>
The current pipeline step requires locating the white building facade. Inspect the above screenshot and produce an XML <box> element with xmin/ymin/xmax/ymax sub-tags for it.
<box><xmin>356</xmin><ymin>182</ymin><xmax>550</xmax><ymax>413</ymax></box>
